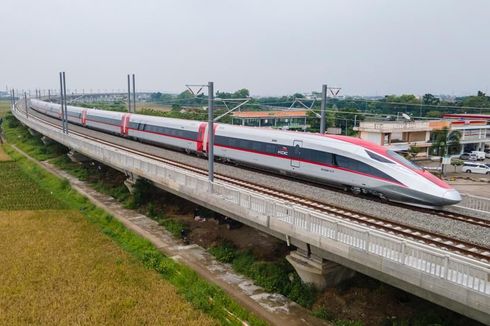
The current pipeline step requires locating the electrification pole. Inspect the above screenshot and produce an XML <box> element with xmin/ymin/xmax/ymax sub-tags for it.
<box><xmin>63</xmin><ymin>72</ymin><xmax>68</xmax><ymax>134</ymax></box>
<box><xmin>132</xmin><ymin>74</ymin><xmax>136</xmax><ymax>113</ymax></box>
<box><xmin>208</xmin><ymin>81</ymin><xmax>214</xmax><ymax>183</ymax></box>
<box><xmin>320</xmin><ymin>84</ymin><xmax>327</xmax><ymax>134</ymax></box>
<box><xmin>127</xmin><ymin>74</ymin><xmax>131</xmax><ymax>112</ymax></box>
<box><xmin>59</xmin><ymin>73</ymin><xmax>64</xmax><ymax>132</ymax></box>
<box><xmin>24</xmin><ymin>92</ymin><xmax>28</xmax><ymax>119</ymax></box>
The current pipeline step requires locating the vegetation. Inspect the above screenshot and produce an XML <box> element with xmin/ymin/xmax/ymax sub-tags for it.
<box><xmin>450</xmin><ymin>158</ymin><xmax>464</xmax><ymax>172</ymax></box>
<box><xmin>0</xmin><ymin>146</ymin><xmax>11</xmax><ymax>161</ymax></box>
<box><xmin>2</xmin><ymin>113</ymin><xmax>68</xmax><ymax>161</ymax></box>
<box><xmin>78</xmin><ymin>100</ymin><xmax>127</xmax><ymax>112</ymax></box>
<box><xmin>0</xmin><ymin>161</ymin><xmax>66</xmax><ymax>210</ymax></box>
<box><xmin>430</xmin><ymin>127</ymin><xmax>462</xmax><ymax>156</ymax></box>
<box><xmin>209</xmin><ymin>242</ymin><xmax>317</xmax><ymax>308</ymax></box>
<box><xmin>0</xmin><ymin>209</ymin><xmax>217</xmax><ymax>326</ymax></box>
<box><xmin>0</xmin><ymin>100</ymin><xmax>10</xmax><ymax>118</ymax></box>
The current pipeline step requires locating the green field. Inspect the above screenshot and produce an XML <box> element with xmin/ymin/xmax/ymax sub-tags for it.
<box><xmin>0</xmin><ymin>161</ymin><xmax>66</xmax><ymax>210</ymax></box>
<box><xmin>0</xmin><ymin>100</ymin><xmax>9</xmax><ymax>117</ymax></box>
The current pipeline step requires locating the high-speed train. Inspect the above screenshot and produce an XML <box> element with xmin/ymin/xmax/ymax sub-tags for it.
<box><xmin>29</xmin><ymin>99</ymin><xmax>462</xmax><ymax>207</ymax></box>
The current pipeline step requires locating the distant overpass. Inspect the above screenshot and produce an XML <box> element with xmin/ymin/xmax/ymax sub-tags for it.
<box><xmin>11</xmin><ymin>99</ymin><xmax>490</xmax><ymax>324</ymax></box>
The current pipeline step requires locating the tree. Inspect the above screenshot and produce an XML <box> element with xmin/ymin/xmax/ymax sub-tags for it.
<box><xmin>407</xmin><ymin>146</ymin><xmax>421</xmax><ymax>159</ymax></box>
<box><xmin>233</xmin><ymin>88</ymin><xmax>250</xmax><ymax>98</ymax></box>
<box><xmin>461</xmin><ymin>91</ymin><xmax>490</xmax><ymax>108</ymax></box>
<box><xmin>450</xmin><ymin>159</ymin><xmax>464</xmax><ymax>172</ymax></box>
<box><xmin>150</xmin><ymin>92</ymin><xmax>162</xmax><ymax>101</ymax></box>
<box><xmin>426</xmin><ymin>110</ymin><xmax>442</xmax><ymax>118</ymax></box>
<box><xmin>422</xmin><ymin>93</ymin><xmax>440</xmax><ymax>105</ymax></box>
<box><xmin>430</xmin><ymin>127</ymin><xmax>462</xmax><ymax>157</ymax></box>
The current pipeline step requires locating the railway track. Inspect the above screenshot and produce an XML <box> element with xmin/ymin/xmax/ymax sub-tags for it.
<box><xmin>24</xmin><ymin>108</ymin><xmax>490</xmax><ymax>262</ymax></box>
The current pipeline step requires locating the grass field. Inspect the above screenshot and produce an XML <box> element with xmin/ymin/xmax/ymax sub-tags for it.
<box><xmin>0</xmin><ymin>210</ymin><xmax>217</xmax><ymax>325</ymax></box>
<box><xmin>0</xmin><ymin>100</ymin><xmax>9</xmax><ymax>117</ymax></box>
<box><xmin>0</xmin><ymin>161</ymin><xmax>65</xmax><ymax>210</ymax></box>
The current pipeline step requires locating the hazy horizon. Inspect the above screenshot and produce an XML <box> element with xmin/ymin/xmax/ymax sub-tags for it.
<box><xmin>2</xmin><ymin>0</ymin><xmax>489</xmax><ymax>97</ymax></box>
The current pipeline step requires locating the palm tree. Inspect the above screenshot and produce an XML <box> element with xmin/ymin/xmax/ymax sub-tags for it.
<box><xmin>430</xmin><ymin>127</ymin><xmax>462</xmax><ymax>157</ymax></box>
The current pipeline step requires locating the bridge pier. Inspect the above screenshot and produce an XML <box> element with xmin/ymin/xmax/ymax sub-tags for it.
<box><xmin>286</xmin><ymin>250</ymin><xmax>355</xmax><ymax>290</ymax></box>
<box><xmin>28</xmin><ymin>128</ymin><xmax>40</xmax><ymax>136</ymax></box>
<box><xmin>123</xmin><ymin>172</ymin><xmax>140</xmax><ymax>194</ymax></box>
<box><xmin>41</xmin><ymin>136</ymin><xmax>53</xmax><ymax>145</ymax></box>
<box><xmin>67</xmin><ymin>150</ymin><xmax>91</xmax><ymax>163</ymax></box>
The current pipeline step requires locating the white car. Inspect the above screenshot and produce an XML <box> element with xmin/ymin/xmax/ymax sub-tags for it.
<box><xmin>462</xmin><ymin>162</ymin><xmax>490</xmax><ymax>174</ymax></box>
<box><xmin>471</xmin><ymin>151</ymin><xmax>486</xmax><ymax>161</ymax></box>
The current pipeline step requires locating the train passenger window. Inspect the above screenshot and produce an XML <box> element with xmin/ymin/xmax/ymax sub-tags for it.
<box><xmin>265</xmin><ymin>144</ymin><xmax>276</xmax><ymax>154</ymax></box>
<box><xmin>366</xmin><ymin>151</ymin><xmax>394</xmax><ymax>163</ymax></box>
<box><xmin>318</xmin><ymin>152</ymin><xmax>333</xmax><ymax>165</ymax></box>
<box><xmin>253</xmin><ymin>142</ymin><xmax>262</xmax><ymax>152</ymax></box>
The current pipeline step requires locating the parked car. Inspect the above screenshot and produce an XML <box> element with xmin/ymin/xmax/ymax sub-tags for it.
<box><xmin>460</xmin><ymin>152</ymin><xmax>478</xmax><ymax>161</ymax></box>
<box><xmin>485</xmin><ymin>151</ymin><xmax>490</xmax><ymax>159</ymax></box>
<box><xmin>462</xmin><ymin>162</ymin><xmax>490</xmax><ymax>174</ymax></box>
<box><xmin>471</xmin><ymin>151</ymin><xmax>486</xmax><ymax>161</ymax></box>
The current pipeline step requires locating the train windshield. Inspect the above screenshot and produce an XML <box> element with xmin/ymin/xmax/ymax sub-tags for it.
<box><xmin>366</xmin><ymin>150</ymin><xmax>394</xmax><ymax>163</ymax></box>
<box><xmin>386</xmin><ymin>150</ymin><xmax>422</xmax><ymax>170</ymax></box>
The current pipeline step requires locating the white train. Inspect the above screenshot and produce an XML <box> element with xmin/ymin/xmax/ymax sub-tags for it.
<box><xmin>29</xmin><ymin>99</ymin><xmax>462</xmax><ymax>207</ymax></box>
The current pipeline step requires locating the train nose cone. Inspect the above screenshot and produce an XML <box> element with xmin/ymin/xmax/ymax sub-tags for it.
<box><xmin>442</xmin><ymin>189</ymin><xmax>462</xmax><ymax>205</ymax></box>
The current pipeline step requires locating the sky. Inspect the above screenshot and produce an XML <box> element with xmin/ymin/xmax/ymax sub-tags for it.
<box><xmin>1</xmin><ymin>0</ymin><xmax>490</xmax><ymax>96</ymax></box>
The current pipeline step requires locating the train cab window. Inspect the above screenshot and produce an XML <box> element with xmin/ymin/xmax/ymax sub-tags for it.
<box><xmin>366</xmin><ymin>150</ymin><xmax>394</xmax><ymax>163</ymax></box>
<box><xmin>387</xmin><ymin>150</ymin><xmax>422</xmax><ymax>170</ymax></box>
<box><xmin>334</xmin><ymin>154</ymin><xmax>398</xmax><ymax>182</ymax></box>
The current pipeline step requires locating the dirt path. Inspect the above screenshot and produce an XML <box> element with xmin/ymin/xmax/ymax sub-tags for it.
<box><xmin>10</xmin><ymin>144</ymin><xmax>328</xmax><ymax>326</ymax></box>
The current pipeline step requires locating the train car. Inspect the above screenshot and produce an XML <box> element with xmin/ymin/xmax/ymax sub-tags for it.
<box><xmin>126</xmin><ymin>114</ymin><xmax>201</xmax><ymax>153</ymax></box>
<box><xmin>211</xmin><ymin>124</ymin><xmax>461</xmax><ymax>206</ymax></box>
<box><xmin>85</xmin><ymin>109</ymin><xmax>125</xmax><ymax>134</ymax></box>
<box><xmin>30</xmin><ymin>99</ymin><xmax>61</xmax><ymax>119</ymax></box>
<box><xmin>28</xmin><ymin>99</ymin><xmax>461</xmax><ymax>207</ymax></box>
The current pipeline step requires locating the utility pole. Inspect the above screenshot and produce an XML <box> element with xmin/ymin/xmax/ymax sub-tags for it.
<box><xmin>320</xmin><ymin>84</ymin><xmax>327</xmax><ymax>134</ymax></box>
<box><xmin>208</xmin><ymin>81</ymin><xmax>214</xmax><ymax>183</ymax></box>
<box><xmin>132</xmin><ymin>74</ymin><xmax>136</xmax><ymax>113</ymax></box>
